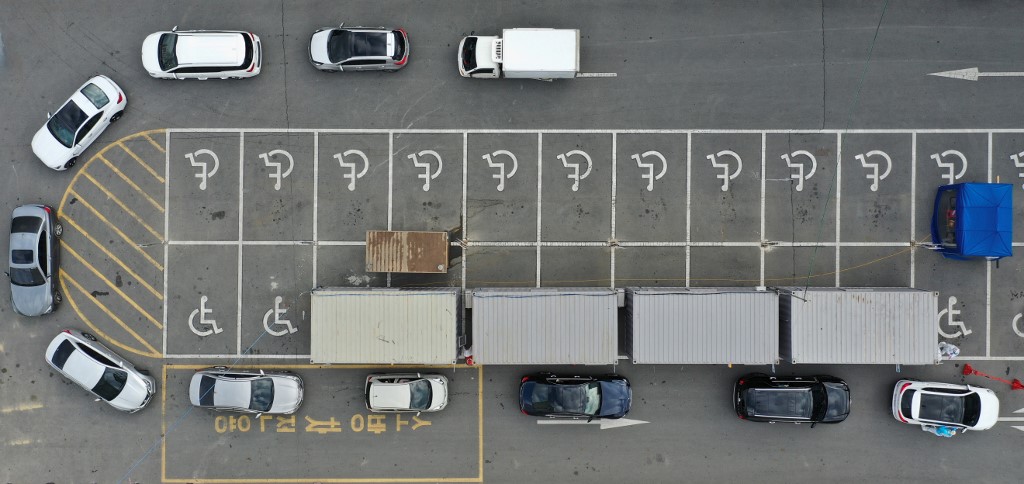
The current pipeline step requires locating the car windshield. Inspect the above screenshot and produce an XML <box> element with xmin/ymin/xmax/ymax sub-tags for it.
<box><xmin>158</xmin><ymin>33</ymin><xmax>178</xmax><ymax>71</ymax></box>
<box><xmin>328</xmin><ymin>30</ymin><xmax>385</xmax><ymax>63</ymax></box>
<box><xmin>249</xmin><ymin>378</ymin><xmax>274</xmax><ymax>412</ymax></box>
<box><xmin>46</xmin><ymin>101</ymin><xmax>88</xmax><ymax>148</ymax></box>
<box><xmin>961</xmin><ymin>393</ymin><xmax>982</xmax><ymax>427</ymax></box>
<box><xmin>532</xmin><ymin>382</ymin><xmax>601</xmax><ymax>415</ymax></box>
<box><xmin>80</xmin><ymin>83</ymin><xmax>109</xmax><ymax>109</ymax></box>
<box><xmin>12</xmin><ymin>216</ymin><xmax>41</xmax><ymax>233</ymax></box>
<box><xmin>918</xmin><ymin>393</ymin><xmax>965</xmax><ymax>424</ymax></box>
<box><xmin>408</xmin><ymin>380</ymin><xmax>432</xmax><ymax>410</ymax></box>
<box><xmin>91</xmin><ymin>367</ymin><xmax>128</xmax><ymax>401</ymax></box>
<box><xmin>750</xmin><ymin>388</ymin><xmax>812</xmax><ymax>419</ymax></box>
<box><xmin>461</xmin><ymin>37</ymin><xmax>477</xmax><ymax>71</ymax></box>
<box><xmin>10</xmin><ymin>267</ymin><xmax>44</xmax><ymax>286</ymax></box>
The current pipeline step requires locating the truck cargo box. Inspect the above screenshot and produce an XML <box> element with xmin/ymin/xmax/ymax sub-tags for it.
<box><xmin>499</xmin><ymin>28</ymin><xmax>579</xmax><ymax>79</ymax></box>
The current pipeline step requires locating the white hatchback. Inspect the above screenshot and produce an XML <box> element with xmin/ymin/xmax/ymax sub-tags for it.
<box><xmin>44</xmin><ymin>329</ymin><xmax>156</xmax><ymax>413</ymax></box>
<box><xmin>365</xmin><ymin>373</ymin><xmax>448</xmax><ymax>413</ymax></box>
<box><xmin>31</xmin><ymin>75</ymin><xmax>126</xmax><ymax>170</ymax></box>
<box><xmin>141</xmin><ymin>28</ymin><xmax>262</xmax><ymax>79</ymax></box>
<box><xmin>892</xmin><ymin>379</ymin><xmax>999</xmax><ymax>431</ymax></box>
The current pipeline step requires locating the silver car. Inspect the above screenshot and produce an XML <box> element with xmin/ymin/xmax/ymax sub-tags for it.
<box><xmin>190</xmin><ymin>367</ymin><xmax>303</xmax><ymax>415</ymax></box>
<box><xmin>365</xmin><ymin>373</ymin><xmax>448</xmax><ymax>413</ymax></box>
<box><xmin>8</xmin><ymin>204</ymin><xmax>62</xmax><ymax>316</ymax></box>
<box><xmin>308</xmin><ymin>24</ymin><xmax>409</xmax><ymax>72</ymax></box>
<box><xmin>45</xmin><ymin>329</ymin><xmax>156</xmax><ymax>413</ymax></box>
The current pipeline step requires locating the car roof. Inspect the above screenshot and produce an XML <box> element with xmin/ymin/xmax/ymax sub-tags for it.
<box><xmin>369</xmin><ymin>382</ymin><xmax>412</xmax><ymax>409</ymax></box>
<box><xmin>206</xmin><ymin>377</ymin><xmax>252</xmax><ymax>409</ymax></box>
<box><xmin>176</xmin><ymin>32</ymin><xmax>246</xmax><ymax>66</ymax></box>
<box><xmin>60</xmin><ymin>344</ymin><xmax>107</xmax><ymax>386</ymax></box>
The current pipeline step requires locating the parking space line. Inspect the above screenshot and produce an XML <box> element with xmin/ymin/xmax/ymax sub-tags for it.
<box><xmin>117</xmin><ymin>141</ymin><xmax>165</xmax><ymax>183</ymax></box>
<box><xmin>387</xmin><ymin>132</ymin><xmax>393</xmax><ymax>289</ymax></box>
<box><xmin>163</xmin><ymin>129</ymin><xmax>170</xmax><ymax>357</ymax></box>
<box><xmin>237</xmin><ymin>133</ymin><xmax>244</xmax><ymax>356</ymax></box>
<box><xmin>142</xmin><ymin>132</ymin><xmax>166</xmax><ymax>153</ymax></box>
<box><xmin>909</xmin><ymin>133</ymin><xmax>917</xmax><ymax>288</ymax></box>
<box><xmin>313</xmin><ymin>133</ymin><xmax>319</xmax><ymax>289</ymax></box>
<box><xmin>69</xmin><ymin>190</ymin><xmax>163</xmax><ymax>270</ymax></box>
<box><xmin>986</xmin><ymin>133</ymin><xmax>992</xmax><ymax>357</ymax></box>
<box><xmin>462</xmin><ymin>133</ymin><xmax>468</xmax><ymax>292</ymax></box>
<box><xmin>61</xmin><ymin>272</ymin><xmax>161</xmax><ymax>356</ymax></box>
<box><xmin>98</xmin><ymin>154</ymin><xmax>164</xmax><ymax>213</ymax></box>
<box><xmin>171</xmin><ymin>128</ymin><xmax>1024</xmax><ymax>134</ymax></box>
<box><xmin>835</xmin><ymin>133</ymin><xmax>842</xmax><ymax>287</ymax></box>
<box><xmin>0</xmin><ymin>402</ymin><xmax>43</xmax><ymax>413</ymax></box>
<box><xmin>759</xmin><ymin>133</ymin><xmax>766</xmax><ymax>286</ymax></box>
<box><xmin>162</xmin><ymin>353</ymin><xmax>310</xmax><ymax>359</ymax></box>
<box><xmin>610</xmin><ymin>133</ymin><xmax>617</xmax><ymax>288</ymax></box>
<box><xmin>686</xmin><ymin>132</ymin><xmax>692</xmax><ymax>287</ymax></box>
<box><xmin>62</xmin><ymin>241</ymin><xmax>162</xmax><ymax>328</ymax></box>
<box><xmin>536</xmin><ymin>133</ymin><xmax>543</xmax><ymax>287</ymax></box>
<box><xmin>61</xmin><ymin>214</ymin><xmax>163</xmax><ymax>299</ymax></box>
<box><xmin>80</xmin><ymin>171</ymin><xmax>164</xmax><ymax>242</ymax></box>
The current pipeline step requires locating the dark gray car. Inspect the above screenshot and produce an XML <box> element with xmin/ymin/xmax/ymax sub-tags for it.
<box><xmin>7</xmin><ymin>204</ymin><xmax>62</xmax><ymax>316</ymax></box>
<box><xmin>308</xmin><ymin>25</ymin><xmax>409</xmax><ymax>72</ymax></box>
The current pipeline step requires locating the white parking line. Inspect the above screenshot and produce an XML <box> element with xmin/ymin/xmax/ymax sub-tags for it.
<box><xmin>237</xmin><ymin>132</ymin><xmax>245</xmax><ymax>356</ymax></box>
<box><xmin>987</xmin><ymin>132</ymin><xmax>992</xmax><ymax>357</ymax></box>
<box><xmin>910</xmin><ymin>133</ymin><xmax>917</xmax><ymax>288</ymax></box>
<box><xmin>163</xmin><ymin>353</ymin><xmax>311</xmax><ymax>359</ymax></box>
<box><xmin>610</xmin><ymin>133</ymin><xmax>617</xmax><ymax>288</ymax></box>
<box><xmin>686</xmin><ymin>132</ymin><xmax>692</xmax><ymax>287</ymax></box>
<box><xmin>760</xmin><ymin>133</ymin><xmax>766</xmax><ymax>286</ymax></box>
<box><xmin>169</xmin><ymin>128</ymin><xmax>1024</xmax><ymax>134</ymax></box>
<box><xmin>462</xmin><ymin>133</ymin><xmax>468</xmax><ymax>292</ymax></box>
<box><xmin>163</xmin><ymin>129</ymin><xmax>170</xmax><ymax>357</ymax></box>
<box><xmin>313</xmin><ymin>133</ymin><xmax>319</xmax><ymax>289</ymax></box>
<box><xmin>387</xmin><ymin>132</ymin><xmax>393</xmax><ymax>289</ymax></box>
<box><xmin>835</xmin><ymin>133</ymin><xmax>842</xmax><ymax>287</ymax></box>
<box><xmin>536</xmin><ymin>133</ymin><xmax>543</xmax><ymax>287</ymax></box>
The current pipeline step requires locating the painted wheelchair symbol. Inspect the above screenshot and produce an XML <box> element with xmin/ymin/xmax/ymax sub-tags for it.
<box><xmin>937</xmin><ymin>296</ymin><xmax>972</xmax><ymax>339</ymax></box>
<box><xmin>188</xmin><ymin>295</ymin><xmax>223</xmax><ymax>337</ymax></box>
<box><xmin>263</xmin><ymin>296</ymin><xmax>298</xmax><ymax>337</ymax></box>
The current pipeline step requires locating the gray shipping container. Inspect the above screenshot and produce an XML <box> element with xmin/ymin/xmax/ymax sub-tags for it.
<box><xmin>468</xmin><ymin>288</ymin><xmax>618</xmax><ymax>365</ymax></box>
<box><xmin>310</xmin><ymin>288</ymin><xmax>461</xmax><ymax>365</ymax></box>
<box><xmin>780</xmin><ymin>287</ymin><xmax>938</xmax><ymax>365</ymax></box>
<box><xmin>627</xmin><ymin>287</ymin><xmax>780</xmax><ymax>365</ymax></box>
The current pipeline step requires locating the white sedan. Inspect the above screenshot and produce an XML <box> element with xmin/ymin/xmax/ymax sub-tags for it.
<box><xmin>44</xmin><ymin>329</ymin><xmax>156</xmax><ymax>413</ymax></box>
<box><xmin>365</xmin><ymin>373</ymin><xmax>448</xmax><ymax>413</ymax></box>
<box><xmin>892</xmin><ymin>379</ymin><xmax>999</xmax><ymax>431</ymax></box>
<box><xmin>31</xmin><ymin>76</ymin><xmax>126</xmax><ymax>170</ymax></box>
<box><xmin>190</xmin><ymin>367</ymin><xmax>303</xmax><ymax>415</ymax></box>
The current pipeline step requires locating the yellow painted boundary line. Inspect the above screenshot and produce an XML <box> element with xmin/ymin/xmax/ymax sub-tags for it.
<box><xmin>62</xmin><ymin>241</ymin><xmax>162</xmax><ymax>329</ymax></box>
<box><xmin>63</xmin><ymin>272</ymin><xmax>160</xmax><ymax>356</ymax></box>
<box><xmin>81</xmin><ymin>171</ymin><xmax>164</xmax><ymax>242</ymax></box>
<box><xmin>68</xmin><ymin>190</ymin><xmax>163</xmax><ymax>270</ymax></box>
<box><xmin>117</xmin><ymin>141</ymin><xmax>165</xmax><ymax>183</ymax></box>
<box><xmin>58</xmin><ymin>271</ymin><xmax>160</xmax><ymax>359</ymax></box>
<box><xmin>142</xmin><ymin>132</ymin><xmax>166</xmax><ymax>153</ymax></box>
<box><xmin>162</xmin><ymin>364</ymin><xmax>484</xmax><ymax>483</ymax></box>
<box><xmin>61</xmin><ymin>213</ymin><xmax>163</xmax><ymax>299</ymax></box>
<box><xmin>98</xmin><ymin>154</ymin><xmax>165</xmax><ymax>213</ymax></box>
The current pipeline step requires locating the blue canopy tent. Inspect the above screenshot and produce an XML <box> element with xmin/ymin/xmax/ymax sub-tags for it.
<box><xmin>930</xmin><ymin>183</ymin><xmax>1013</xmax><ymax>260</ymax></box>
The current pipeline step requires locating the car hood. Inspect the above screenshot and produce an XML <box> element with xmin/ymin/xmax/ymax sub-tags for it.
<box><xmin>974</xmin><ymin>388</ymin><xmax>1000</xmax><ymax>430</ymax></box>
<box><xmin>31</xmin><ymin>126</ymin><xmax>72</xmax><ymax>169</ymax></box>
<box><xmin>269</xmin><ymin>376</ymin><xmax>303</xmax><ymax>414</ymax></box>
<box><xmin>10</xmin><ymin>283</ymin><xmax>51</xmax><ymax>316</ymax></box>
<box><xmin>599</xmin><ymin>380</ymin><xmax>632</xmax><ymax>418</ymax></box>
<box><xmin>109</xmin><ymin>372</ymin><xmax>153</xmax><ymax>412</ymax></box>
<box><xmin>309</xmin><ymin>30</ymin><xmax>332</xmax><ymax>64</ymax></box>
<box><xmin>141</xmin><ymin>33</ymin><xmax>164</xmax><ymax>74</ymax></box>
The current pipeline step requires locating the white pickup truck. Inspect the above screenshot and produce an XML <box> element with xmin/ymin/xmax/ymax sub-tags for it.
<box><xmin>458</xmin><ymin>28</ymin><xmax>580</xmax><ymax>80</ymax></box>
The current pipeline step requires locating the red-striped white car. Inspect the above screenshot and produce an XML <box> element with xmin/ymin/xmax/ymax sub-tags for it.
<box><xmin>892</xmin><ymin>379</ymin><xmax>999</xmax><ymax>431</ymax></box>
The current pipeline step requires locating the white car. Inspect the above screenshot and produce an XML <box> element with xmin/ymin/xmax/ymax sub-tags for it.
<box><xmin>190</xmin><ymin>367</ymin><xmax>303</xmax><ymax>415</ymax></box>
<box><xmin>44</xmin><ymin>329</ymin><xmax>156</xmax><ymax>413</ymax></box>
<box><xmin>892</xmin><ymin>379</ymin><xmax>999</xmax><ymax>431</ymax></box>
<box><xmin>141</xmin><ymin>28</ymin><xmax>261</xmax><ymax>79</ymax></box>
<box><xmin>31</xmin><ymin>76</ymin><xmax>126</xmax><ymax>170</ymax></box>
<box><xmin>364</xmin><ymin>373</ymin><xmax>448</xmax><ymax>413</ymax></box>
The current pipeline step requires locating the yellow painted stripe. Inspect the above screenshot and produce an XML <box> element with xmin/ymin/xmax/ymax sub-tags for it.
<box><xmin>0</xmin><ymin>402</ymin><xmax>44</xmax><ymax>413</ymax></box>
<box><xmin>117</xmin><ymin>141</ymin><xmax>165</xmax><ymax>183</ymax></box>
<box><xmin>98</xmin><ymin>154</ymin><xmax>164</xmax><ymax>213</ymax></box>
<box><xmin>81</xmin><ymin>171</ymin><xmax>164</xmax><ymax>242</ymax></box>
<box><xmin>69</xmin><ymin>190</ymin><xmax>163</xmax><ymax>270</ymax></box>
<box><xmin>59</xmin><ymin>273</ymin><xmax>160</xmax><ymax>359</ymax></box>
<box><xmin>143</xmin><ymin>132</ymin><xmax>166</xmax><ymax>153</ymax></box>
<box><xmin>63</xmin><ymin>242</ymin><xmax>162</xmax><ymax>329</ymax></box>
<box><xmin>61</xmin><ymin>214</ymin><xmax>163</xmax><ymax>300</ymax></box>
<box><xmin>63</xmin><ymin>272</ymin><xmax>161</xmax><ymax>356</ymax></box>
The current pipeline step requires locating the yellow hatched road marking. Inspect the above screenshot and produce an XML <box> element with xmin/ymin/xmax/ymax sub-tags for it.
<box><xmin>69</xmin><ymin>190</ymin><xmax>163</xmax><ymax>270</ymax></box>
<box><xmin>61</xmin><ymin>214</ymin><xmax>163</xmax><ymax>300</ymax></box>
<box><xmin>63</xmin><ymin>241</ymin><xmax>162</xmax><ymax>329</ymax></box>
<box><xmin>117</xmin><ymin>141</ymin><xmax>165</xmax><ymax>183</ymax></box>
<box><xmin>0</xmin><ymin>402</ymin><xmax>44</xmax><ymax>413</ymax></box>
<box><xmin>98</xmin><ymin>154</ymin><xmax>164</xmax><ymax>213</ymax></box>
<box><xmin>60</xmin><ymin>272</ymin><xmax>161</xmax><ymax>358</ymax></box>
<box><xmin>81</xmin><ymin>171</ymin><xmax>164</xmax><ymax>242</ymax></box>
<box><xmin>142</xmin><ymin>132</ymin><xmax>166</xmax><ymax>153</ymax></box>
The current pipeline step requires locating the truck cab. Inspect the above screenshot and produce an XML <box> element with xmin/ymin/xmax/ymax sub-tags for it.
<box><xmin>458</xmin><ymin>36</ymin><xmax>500</xmax><ymax>78</ymax></box>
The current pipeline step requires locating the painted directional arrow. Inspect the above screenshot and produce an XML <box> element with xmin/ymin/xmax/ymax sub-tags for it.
<box><xmin>929</xmin><ymin>67</ymin><xmax>1024</xmax><ymax>81</ymax></box>
<box><xmin>537</xmin><ymin>418</ymin><xmax>649</xmax><ymax>430</ymax></box>
<box><xmin>997</xmin><ymin>408</ymin><xmax>1024</xmax><ymax>432</ymax></box>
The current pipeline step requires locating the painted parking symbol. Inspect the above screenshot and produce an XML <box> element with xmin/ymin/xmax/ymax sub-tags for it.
<box><xmin>259</xmin><ymin>149</ymin><xmax>295</xmax><ymax>191</ymax></box>
<box><xmin>854</xmin><ymin>150</ymin><xmax>892</xmax><ymax>192</ymax></box>
<box><xmin>185</xmin><ymin>149</ymin><xmax>220</xmax><ymax>191</ymax></box>
<box><xmin>334</xmin><ymin>149</ymin><xmax>369</xmax><ymax>191</ymax></box>
<box><xmin>930</xmin><ymin>149</ymin><xmax>967</xmax><ymax>185</ymax></box>
<box><xmin>482</xmin><ymin>150</ymin><xmax>518</xmax><ymax>192</ymax></box>
<box><xmin>937</xmin><ymin>295</ymin><xmax>972</xmax><ymax>338</ymax></box>
<box><xmin>1012</xmin><ymin>313</ymin><xmax>1024</xmax><ymax>338</ymax></box>
<box><xmin>556</xmin><ymin>150</ymin><xmax>593</xmax><ymax>192</ymax></box>
<box><xmin>407</xmin><ymin>150</ymin><xmax>443</xmax><ymax>191</ymax></box>
<box><xmin>631</xmin><ymin>150</ymin><xmax>667</xmax><ymax>192</ymax></box>
<box><xmin>1010</xmin><ymin>150</ymin><xmax>1024</xmax><ymax>190</ymax></box>
<box><xmin>706</xmin><ymin>150</ymin><xmax>742</xmax><ymax>191</ymax></box>
<box><xmin>188</xmin><ymin>295</ymin><xmax>223</xmax><ymax>337</ymax></box>
<box><xmin>781</xmin><ymin>150</ymin><xmax>817</xmax><ymax>191</ymax></box>
<box><xmin>262</xmin><ymin>296</ymin><xmax>298</xmax><ymax>337</ymax></box>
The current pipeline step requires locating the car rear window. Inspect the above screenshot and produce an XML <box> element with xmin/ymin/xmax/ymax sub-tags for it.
<box><xmin>12</xmin><ymin>216</ymin><xmax>41</xmax><ymax>233</ymax></box>
<box><xmin>10</xmin><ymin>267</ymin><xmax>44</xmax><ymax>286</ymax></box>
<box><xmin>91</xmin><ymin>368</ymin><xmax>128</xmax><ymax>401</ymax></box>
<box><xmin>239</xmin><ymin>33</ymin><xmax>254</xmax><ymax>69</ymax></box>
<box><xmin>12</xmin><ymin>249</ymin><xmax>34</xmax><ymax>264</ymax></box>
<box><xmin>250</xmin><ymin>378</ymin><xmax>274</xmax><ymax>412</ymax></box>
<box><xmin>46</xmin><ymin>102</ymin><xmax>88</xmax><ymax>148</ymax></box>
<box><xmin>900</xmin><ymin>389</ymin><xmax>916</xmax><ymax>419</ymax></box>
<box><xmin>750</xmin><ymin>388</ymin><xmax>812</xmax><ymax>419</ymax></box>
<box><xmin>80</xmin><ymin>83</ymin><xmax>109</xmax><ymax>109</ymax></box>
<box><xmin>392</xmin><ymin>31</ymin><xmax>405</xmax><ymax>60</ymax></box>
<box><xmin>198</xmin><ymin>376</ymin><xmax>216</xmax><ymax>406</ymax></box>
<box><xmin>158</xmin><ymin>33</ymin><xmax>178</xmax><ymax>71</ymax></box>
<box><xmin>50</xmin><ymin>340</ymin><xmax>76</xmax><ymax>370</ymax></box>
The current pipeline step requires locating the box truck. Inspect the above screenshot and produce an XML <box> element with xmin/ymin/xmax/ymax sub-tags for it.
<box><xmin>458</xmin><ymin>28</ymin><xmax>580</xmax><ymax>79</ymax></box>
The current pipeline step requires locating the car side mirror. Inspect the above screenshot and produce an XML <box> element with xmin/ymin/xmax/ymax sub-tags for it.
<box><xmin>416</xmin><ymin>411</ymin><xmax>421</xmax><ymax>417</ymax></box>
<box><xmin>46</xmin><ymin>112</ymin><xmax>52</xmax><ymax>119</ymax></box>
<box><xmin>255</xmin><ymin>413</ymin><xmax>263</xmax><ymax>419</ymax></box>
<box><xmin>171</xmin><ymin>25</ymin><xmax>178</xmax><ymax>32</ymax></box>
<box><xmin>259</xmin><ymin>369</ymin><xmax>265</xmax><ymax>375</ymax></box>
<box><xmin>94</xmin><ymin>398</ymin><xmax>102</xmax><ymax>402</ymax></box>
<box><xmin>3</xmin><ymin>271</ymin><xmax>9</xmax><ymax>278</ymax></box>
<box><xmin>587</xmin><ymin>416</ymin><xmax>594</xmax><ymax>423</ymax></box>
<box><xmin>338</xmin><ymin>22</ymin><xmax>345</xmax><ymax>27</ymax></box>
<box><xmin>810</xmin><ymin>422</ymin><xmax>817</xmax><ymax>429</ymax></box>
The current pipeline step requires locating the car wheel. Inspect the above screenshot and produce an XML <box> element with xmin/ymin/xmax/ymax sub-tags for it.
<box><xmin>82</xmin><ymin>332</ymin><xmax>98</xmax><ymax>341</ymax></box>
<box><xmin>64</xmin><ymin>157</ymin><xmax>77</xmax><ymax>170</ymax></box>
<box><xmin>54</xmin><ymin>222</ymin><xmax>64</xmax><ymax>238</ymax></box>
<box><xmin>53</xmin><ymin>291</ymin><xmax>63</xmax><ymax>304</ymax></box>
<box><xmin>110</xmin><ymin>111</ymin><xmax>123</xmax><ymax>123</ymax></box>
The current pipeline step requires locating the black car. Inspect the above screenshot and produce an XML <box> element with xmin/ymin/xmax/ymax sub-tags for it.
<box><xmin>519</xmin><ymin>373</ymin><xmax>631</xmax><ymax>420</ymax></box>
<box><xmin>733</xmin><ymin>373</ymin><xmax>850</xmax><ymax>425</ymax></box>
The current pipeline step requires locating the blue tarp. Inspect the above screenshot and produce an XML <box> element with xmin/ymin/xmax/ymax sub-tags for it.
<box><xmin>930</xmin><ymin>183</ymin><xmax>1013</xmax><ymax>260</ymax></box>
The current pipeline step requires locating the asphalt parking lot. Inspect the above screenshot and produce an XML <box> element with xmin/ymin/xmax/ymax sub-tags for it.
<box><xmin>3</xmin><ymin>1</ymin><xmax>1024</xmax><ymax>483</ymax></box>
